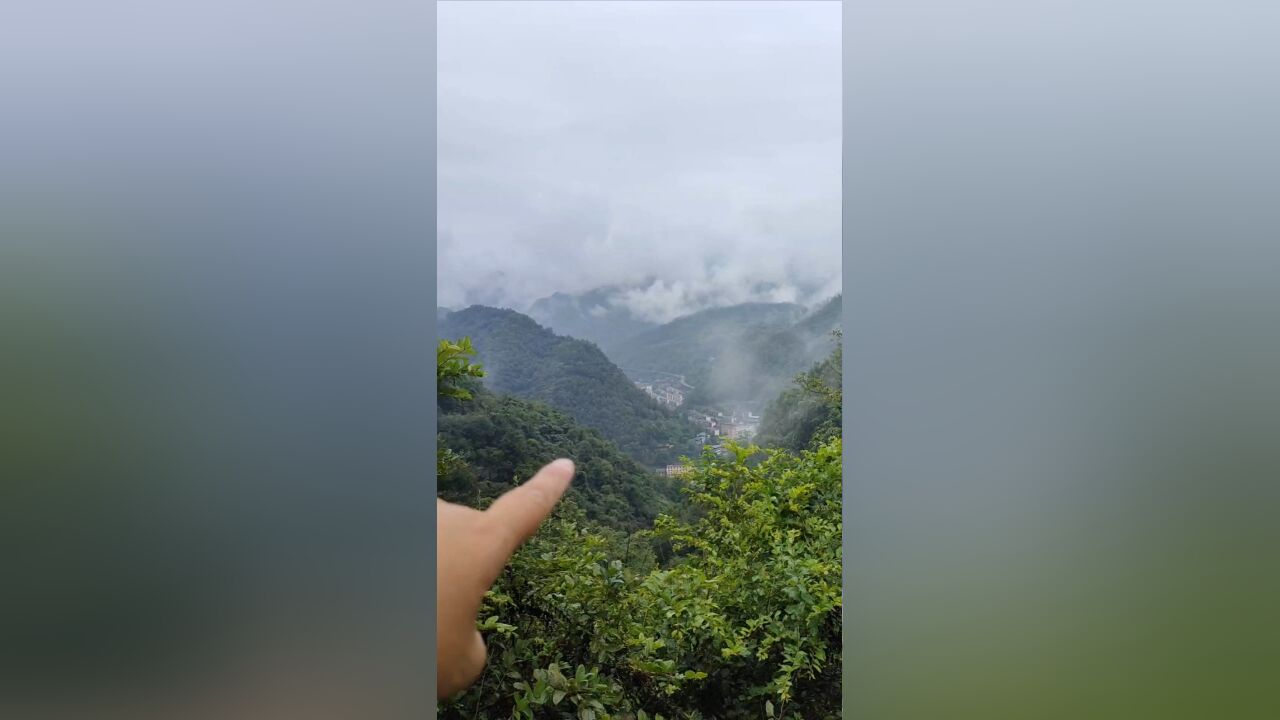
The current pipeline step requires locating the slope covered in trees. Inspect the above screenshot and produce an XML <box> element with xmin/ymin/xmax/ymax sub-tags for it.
<box><xmin>756</xmin><ymin>335</ymin><xmax>843</xmax><ymax>453</ymax></box>
<box><xmin>734</xmin><ymin>295</ymin><xmax>841</xmax><ymax>407</ymax></box>
<box><xmin>438</xmin><ymin>386</ymin><xmax>679</xmax><ymax>531</ymax></box>
<box><xmin>439</xmin><ymin>306</ymin><xmax>699</xmax><ymax>467</ymax></box>
<box><xmin>792</xmin><ymin>292</ymin><xmax>842</xmax><ymax>338</ymax></box>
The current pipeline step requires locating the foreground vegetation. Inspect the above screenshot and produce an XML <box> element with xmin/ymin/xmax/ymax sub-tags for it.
<box><xmin>438</xmin><ymin>335</ymin><xmax>842</xmax><ymax>719</ymax></box>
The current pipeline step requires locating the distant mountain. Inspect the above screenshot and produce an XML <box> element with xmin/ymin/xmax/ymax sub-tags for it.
<box><xmin>438</xmin><ymin>305</ymin><xmax>699</xmax><ymax>466</ymax></box>
<box><xmin>526</xmin><ymin>285</ymin><xmax>657</xmax><ymax>354</ymax></box>
<box><xmin>608</xmin><ymin>296</ymin><xmax>841</xmax><ymax>406</ymax></box>
<box><xmin>525</xmin><ymin>279</ymin><xmax>816</xmax><ymax>354</ymax></box>
<box><xmin>739</xmin><ymin>293</ymin><xmax>842</xmax><ymax>397</ymax></box>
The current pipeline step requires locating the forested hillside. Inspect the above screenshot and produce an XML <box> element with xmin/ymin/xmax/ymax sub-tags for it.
<box><xmin>439</xmin><ymin>306</ymin><xmax>699</xmax><ymax>467</ymax></box>
<box><xmin>756</xmin><ymin>334</ymin><xmax>842</xmax><ymax>452</ymax></box>
<box><xmin>438</xmin><ymin>387</ymin><xmax>679</xmax><ymax>531</ymax></box>
<box><xmin>792</xmin><ymin>293</ymin><xmax>842</xmax><ymax>338</ymax></box>
<box><xmin>734</xmin><ymin>295</ymin><xmax>841</xmax><ymax>406</ymax></box>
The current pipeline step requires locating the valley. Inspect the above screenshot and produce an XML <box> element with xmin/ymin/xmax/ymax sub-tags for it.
<box><xmin>439</xmin><ymin>291</ymin><xmax>840</xmax><ymax>475</ymax></box>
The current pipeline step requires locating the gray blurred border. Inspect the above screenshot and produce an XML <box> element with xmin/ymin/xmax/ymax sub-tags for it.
<box><xmin>840</xmin><ymin>2</ymin><xmax>852</xmax><ymax>717</ymax></box>
<box><xmin>427</xmin><ymin>1</ymin><xmax>439</xmax><ymax>711</ymax></box>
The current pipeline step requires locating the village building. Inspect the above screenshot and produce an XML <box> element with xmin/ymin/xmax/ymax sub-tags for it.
<box><xmin>636</xmin><ymin>380</ymin><xmax>685</xmax><ymax>408</ymax></box>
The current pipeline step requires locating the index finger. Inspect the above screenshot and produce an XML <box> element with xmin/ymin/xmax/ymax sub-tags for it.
<box><xmin>483</xmin><ymin>458</ymin><xmax>574</xmax><ymax>559</ymax></box>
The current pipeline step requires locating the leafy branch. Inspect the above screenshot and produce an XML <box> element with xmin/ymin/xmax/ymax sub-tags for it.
<box><xmin>438</xmin><ymin>336</ymin><xmax>486</xmax><ymax>401</ymax></box>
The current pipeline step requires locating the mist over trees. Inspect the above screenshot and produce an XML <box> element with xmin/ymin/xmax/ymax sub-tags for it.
<box><xmin>527</xmin><ymin>285</ymin><xmax>659</xmax><ymax>356</ymax></box>
<box><xmin>608</xmin><ymin>295</ymin><xmax>841</xmax><ymax>407</ymax></box>
<box><xmin>756</xmin><ymin>333</ymin><xmax>842</xmax><ymax>453</ymax></box>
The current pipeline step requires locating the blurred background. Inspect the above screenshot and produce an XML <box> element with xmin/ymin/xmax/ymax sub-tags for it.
<box><xmin>846</xmin><ymin>1</ymin><xmax>1280</xmax><ymax>718</ymax></box>
<box><xmin>1</xmin><ymin>2</ymin><xmax>435</xmax><ymax>718</ymax></box>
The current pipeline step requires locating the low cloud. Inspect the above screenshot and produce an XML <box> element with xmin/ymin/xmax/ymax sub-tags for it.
<box><xmin>438</xmin><ymin>1</ymin><xmax>841</xmax><ymax>318</ymax></box>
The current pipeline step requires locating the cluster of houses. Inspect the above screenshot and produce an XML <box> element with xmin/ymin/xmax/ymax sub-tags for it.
<box><xmin>688</xmin><ymin>409</ymin><xmax>760</xmax><ymax>443</ymax></box>
<box><xmin>659</xmin><ymin>409</ymin><xmax>763</xmax><ymax>477</ymax></box>
<box><xmin>636</xmin><ymin>381</ymin><xmax>685</xmax><ymax>408</ymax></box>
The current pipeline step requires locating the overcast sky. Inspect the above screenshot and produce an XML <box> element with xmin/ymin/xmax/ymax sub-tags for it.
<box><xmin>437</xmin><ymin>0</ymin><xmax>841</xmax><ymax>321</ymax></box>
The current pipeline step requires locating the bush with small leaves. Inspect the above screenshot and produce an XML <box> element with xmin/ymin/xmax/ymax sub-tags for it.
<box><xmin>439</xmin><ymin>438</ymin><xmax>841</xmax><ymax>719</ymax></box>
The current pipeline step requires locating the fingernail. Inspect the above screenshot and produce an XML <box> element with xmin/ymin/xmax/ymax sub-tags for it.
<box><xmin>551</xmin><ymin>458</ymin><xmax>575</xmax><ymax>478</ymax></box>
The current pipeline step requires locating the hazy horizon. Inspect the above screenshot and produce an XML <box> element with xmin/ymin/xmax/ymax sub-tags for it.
<box><xmin>436</xmin><ymin>278</ymin><xmax>842</xmax><ymax>317</ymax></box>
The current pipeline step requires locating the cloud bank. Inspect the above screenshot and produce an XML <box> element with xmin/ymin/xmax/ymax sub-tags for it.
<box><xmin>437</xmin><ymin>1</ymin><xmax>841</xmax><ymax>320</ymax></box>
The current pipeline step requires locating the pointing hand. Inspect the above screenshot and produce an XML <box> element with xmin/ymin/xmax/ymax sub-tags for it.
<box><xmin>436</xmin><ymin>458</ymin><xmax>574</xmax><ymax>699</ymax></box>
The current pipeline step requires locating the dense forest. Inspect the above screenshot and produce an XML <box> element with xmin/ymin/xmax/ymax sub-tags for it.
<box><xmin>438</xmin><ymin>387</ymin><xmax>680</xmax><ymax>532</ymax></box>
<box><xmin>439</xmin><ymin>306</ymin><xmax>699</xmax><ymax>467</ymax></box>
<box><xmin>437</xmin><ymin>327</ymin><xmax>843</xmax><ymax>719</ymax></box>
